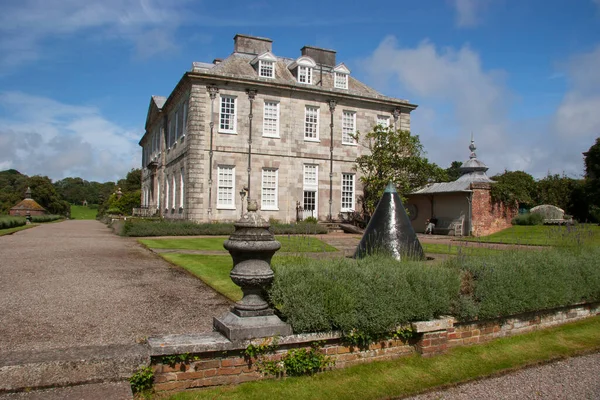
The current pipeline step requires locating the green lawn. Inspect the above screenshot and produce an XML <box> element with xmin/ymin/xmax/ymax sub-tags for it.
<box><xmin>162</xmin><ymin>254</ymin><xmax>241</xmax><ymax>301</ymax></box>
<box><xmin>140</xmin><ymin>236</ymin><xmax>337</xmax><ymax>253</ymax></box>
<box><xmin>163</xmin><ymin>316</ymin><xmax>600</xmax><ymax>400</ymax></box>
<box><xmin>161</xmin><ymin>254</ymin><xmax>311</xmax><ymax>302</ymax></box>
<box><xmin>461</xmin><ymin>224</ymin><xmax>600</xmax><ymax>247</ymax></box>
<box><xmin>0</xmin><ymin>224</ymin><xmax>37</xmax><ymax>236</ymax></box>
<box><xmin>421</xmin><ymin>242</ymin><xmax>505</xmax><ymax>256</ymax></box>
<box><xmin>70</xmin><ymin>205</ymin><xmax>98</xmax><ymax>220</ymax></box>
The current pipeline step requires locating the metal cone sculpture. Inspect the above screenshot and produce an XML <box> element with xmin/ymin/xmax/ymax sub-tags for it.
<box><xmin>354</xmin><ymin>182</ymin><xmax>424</xmax><ymax>261</ymax></box>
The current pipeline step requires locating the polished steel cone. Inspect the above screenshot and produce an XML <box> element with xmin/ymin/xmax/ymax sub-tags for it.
<box><xmin>354</xmin><ymin>182</ymin><xmax>424</xmax><ymax>261</ymax></box>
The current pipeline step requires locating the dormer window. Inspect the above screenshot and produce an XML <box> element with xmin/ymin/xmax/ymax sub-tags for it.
<box><xmin>333</xmin><ymin>63</ymin><xmax>350</xmax><ymax>90</ymax></box>
<box><xmin>251</xmin><ymin>51</ymin><xmax>277</xmax><ymax>79</ymax></box>
<box><xmin>290</xmin><ymin>56</ymin><xmax>316</xmax><ymax>85</ymax></box>
<box><xmin>298</xmin><ymin>66</ymin><xmax>312</xmax><ymax>84</ymax></box>
<box><xmin>259</xmin><ymin>60</ymin><xmax>274</xmax><ymax>78</ymax></box>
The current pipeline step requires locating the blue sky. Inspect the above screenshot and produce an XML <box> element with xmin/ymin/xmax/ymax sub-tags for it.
<box><xmin>0</xmin><ymin>0</ymin><xmax>599</xmax><ymax>182</ymax></box>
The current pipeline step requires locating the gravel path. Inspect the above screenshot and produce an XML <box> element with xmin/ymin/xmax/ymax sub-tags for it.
<box><xmin>407</xmin><ymin>352</ymin><xmax>600</xmax><ymax>400</ymax></box>
<box><xmin>0</xmin><ymin>220</ymin><xmax>230</xmax><ymax>354</ymax></box>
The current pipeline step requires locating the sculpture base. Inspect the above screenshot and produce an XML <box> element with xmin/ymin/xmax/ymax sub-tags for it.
<box><xmin>213</xmin><ymin>312</ymin><xmax>292</xmax><ymax>341</ymax></box>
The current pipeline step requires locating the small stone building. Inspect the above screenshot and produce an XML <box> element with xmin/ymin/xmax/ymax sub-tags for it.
<box><xmin>406</xmin><ymin>139</ymin><xmax>517</xmax><ymax>236</ymax></box>
<box><xmin>9</xmin><ymin>187</ymin><xmax>47</xmax><ymax>216</ymax></box>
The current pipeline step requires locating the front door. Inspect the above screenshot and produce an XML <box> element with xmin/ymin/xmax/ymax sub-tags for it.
<box><xmin>303</xmin><ymin>190</ymin><xmax>317</xmax><ymax>219</ymax></box>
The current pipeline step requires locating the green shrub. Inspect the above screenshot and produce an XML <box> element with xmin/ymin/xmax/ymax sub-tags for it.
<box><xmin>269</xmin><ymin>255</ymin><xmax>460</xmax><ymax>335</ymax></box>
<box><xmin>511</xmin><ymin>212</ymin><xmax>544</xmax><ymax>226</ymax></box>
<box><xmin>303</xmin><ymin>216</ymin><xmax>318</xmax><ymax>224</ymax></box>
<box><xmin>453</xmin><ymin>247</ymin><xmax>600</xmax><ymax>320</ymax></box>
<box><xmin>31</xmin><ymin>214</ymin><xmax>62</xmax><ymax>223</ymax></box>
<box><xmin>88</xmin><ymin>204</ymin><xmax>99</xmax><ymax>210</ymax></box>
<box><xmin>0</xmin><ymin>216</ymin><xmax>26</xmax><ymax>229</ymax></box>
<box><xmin>119</xmin><ymin>219</ymin><xmax>328</xmax><ymax>237</ymax></box>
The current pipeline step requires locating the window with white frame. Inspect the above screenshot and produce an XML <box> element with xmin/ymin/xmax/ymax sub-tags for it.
<box><xmin>263</xmin><ymin>101</ymin><xmax>279</xmax><ymax>137</ymax></box>
<box><xmin>341</xmin><ymin>173</ymin><xmax>355</xmax><ymax>211</ymax></box>
<box><xmin>217</xmin><ymin>166</ymin><xmax>235</xmax><ymax>208</ymax></box>
<box><xmin>180</xmin><ymin>167</ymin><xmax>184</xmax><ymax>208</ymax></box>
<box><xmin>303</xmin><ymin>164</ymin><xmax>318</xmax><ymax>187</ymax></box>
<box><xmin>304</xmin><ymin>106</ymin><xmax>319</xmax><ymax>140</ymax></box>
<box><xmin>182</xmin><ymin>100</ymin><xmax>188</xmax><ymax>137</ymax></box>
<box><xmin>261</xmin><ymin>168</ymin><xmax>278</xmax><ymax>210</ymax></box>
<box><xmin>172</xmin><ymin>175</ymin><xmax>176</xmax><ymax>209</ymax></box>
<box><xmin>174</xmin><ymin>110</ymin><xmax>179</xmax><ymax>141</ymax></box>
<box><xmin>377</xmin><ymin>115</ymin><xmax>390</xmax><ymax>128</ymax></box>
<box><xmin>259</xmin><ymin>60</ymin><xmax>274</xmax><ymax>78</ymax></box>
<box><xmin>219</xmin><ymin>96</ymin><xmax>236</xmax><ymax>133</ymax></box>
<box><xmin>165</xmin><ymin>176</ymin><xmax>170</xmax><ymax>209</ymax></box>
<box><xmin>334</xmin><ymin>72</ymin><xmax>348</xmax><ymax>89</ymax></box>
<box><xmin>298</xmin><ymin>66</ymin><xmax>312</xmax><ymax>84</ymax></box>
<box><xmin>342</xmin><ymin>111</ymin><xmax>357</xmax><ymax>144</ymax></box>
<box><xmin>169</xmin><ymin>118</ymin><xmax>175</xmax><ymax>147</ymax></box>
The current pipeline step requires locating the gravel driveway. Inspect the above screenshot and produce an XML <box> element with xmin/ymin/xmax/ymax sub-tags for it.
<box><xmin>0</xmin><ymin>220</ymin><xmax>230</xmax><ymax>354</ymax></box>
<box><xmin>407</xmin><ymin>352</ymin><xmax>600</xmax><ymax>400</ymax></box>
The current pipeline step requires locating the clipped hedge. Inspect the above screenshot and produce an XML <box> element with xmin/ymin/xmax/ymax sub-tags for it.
<box><xmin>120</xmin><ymin>219</ymin><xmax>328</xmax><ymax>237</ymax></box>
<box><xmin>511</xmin><ymin>212</ymin><xmax>544</xmax><ymax>226</ymax></box>
<box><xmin>452</xmin><ymin>246</ymin><xmax>600</xmax><ymax>320</ymax></box>
<box><xmin>31</xmin><ymin>214</ymin><xmax>62</xmax><ymax>223</ymax></box>
<box><xmin>269</xmin><ymin>255</ymin><xmax>460</xmax><ymax>335</ymax></box>
<box><xmin>0</xmin><ymin>216</ymin><xmax>26</xmax><ymax>229</ymax></box>
<box><xmin>268</xmin><ymin>247</ymin><xmax>600</xmax><ymax>336</ymax></box>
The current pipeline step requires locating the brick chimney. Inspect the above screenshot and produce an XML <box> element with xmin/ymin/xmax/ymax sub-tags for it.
<box><xmin>233</xmin><ymin>34</ymin><xmax>273</xmax><ymax>55</ymax></box>
<box><xmin>301</xmin><ymin>46</ymin><xmax>336</xmax><ymax>67</ymax></box>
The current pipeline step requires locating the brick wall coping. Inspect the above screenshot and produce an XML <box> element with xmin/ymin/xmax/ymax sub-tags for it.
<box><xmin>148</xmin><ymin>318</ymin><xmax>454</xmax><ymax>357</ymax></box>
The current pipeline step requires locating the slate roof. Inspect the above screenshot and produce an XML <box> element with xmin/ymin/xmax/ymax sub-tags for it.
<box><xmin>190</xmin><ymin>53</ymin><xmax>412</xmax><ymax>105</ymax></box>
<box><xmin>411</xmin><ymin>137</ymin><xmax>494</xmax><ymax>195</ymax></box>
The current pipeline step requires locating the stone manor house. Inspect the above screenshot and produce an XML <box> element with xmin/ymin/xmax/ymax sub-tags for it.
<box><xmin>139</xmin><ymin>34</ymin><xmax>416</xmax><ymax>222</ymax></box>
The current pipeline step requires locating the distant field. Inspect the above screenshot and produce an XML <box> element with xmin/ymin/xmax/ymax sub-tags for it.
<box><xmin>70</xmin><ymin>205</ymin><xmax>98</xmax><ymax>220</ymax></box>
<box><xmin>461</xmin><ymin>224</ymin><xmax>600</xmax><ymax>247</ymax></box>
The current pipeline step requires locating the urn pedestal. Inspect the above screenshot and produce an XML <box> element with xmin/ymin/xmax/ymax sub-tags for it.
<box><xmin>213</xmin><ymin>200</ymin><xmax>292</xmax><ymax>341</ymax></box>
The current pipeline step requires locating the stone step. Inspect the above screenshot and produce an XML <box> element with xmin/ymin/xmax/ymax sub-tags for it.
<box><xmin>0</xmin><ymin>381</ymin><xmax>133</xmax><ymax>400</ymax></box>
<box><xmin>0</xmin><ymin>344</ymin><xmax>148</xmax><ymax>395</ymax></box>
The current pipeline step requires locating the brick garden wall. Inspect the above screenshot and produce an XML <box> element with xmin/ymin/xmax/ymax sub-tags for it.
<box><xmin>470</xmin><ymin>183</ymin><xmax>517</xmax><ymax>236</ymax></box>
<box><xmin>150</xmin><ymin>302</ymin><xmax>600</xmax><ymax>393</ymax></box>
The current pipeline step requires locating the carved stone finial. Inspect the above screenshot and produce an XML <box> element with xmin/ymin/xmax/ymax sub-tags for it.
<box><xmin>25</xmin><ymin>187</ymin><xmax>32</xmax><ymax>199</ymax></box>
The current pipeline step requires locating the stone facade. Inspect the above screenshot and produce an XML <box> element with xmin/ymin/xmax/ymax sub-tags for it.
<box><xmin>139</xmin><ymin>34</ymin><xmax>416</xmax><ymax>223</ymax></box>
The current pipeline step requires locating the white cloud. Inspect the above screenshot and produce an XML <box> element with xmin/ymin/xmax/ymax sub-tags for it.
<box><xmin>0</xmin><ymin>91</ymin><xmax>140</xmax><ymax>182</ymax></box>
<box><xmin>451</xmin><ymin>0</ymin><xmax>489</xmax><ymax>28</ymax></box>
<box><xmin>0</xmin><ymin>0</ymin><xmax>192</xmax><ymax>72</ymax></box>
<box><xmin>361</xmin><ymin>36</ymin><xmax>599</xmax><ymax>179</ymax></box>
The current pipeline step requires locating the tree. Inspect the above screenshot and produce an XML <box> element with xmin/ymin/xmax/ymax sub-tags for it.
<box><xmin>117</xmin><ymin>169</ymin><xmax>142</xmax><ymax>193</ymax></box>
<box><xmin>355</xmin><ymin>126</ymin><xmax>446</xmax><ymax>214</ymax></box>
<box><xmin>444</xmin><ymin>161</ymin><xmax>463</xmax><ymax>182</ymax></box>
<box><xmin>584</xmin><ymin>137</ymin><xmax>600</xmax><ymax>222</ymax></box>
<box><xmin>490</xmin><ymin>170</ymin><xmax>537</xmax><ymax>208</ymax></box>
<box><xmin>24</xmin><ymin>176</ymin><xmax>70</xmax><ymax>215</ymax></box>
<box><xmin>535</xmin><ymin>174</ymin><xmax>579</xmax><ymax>212</ymax></box>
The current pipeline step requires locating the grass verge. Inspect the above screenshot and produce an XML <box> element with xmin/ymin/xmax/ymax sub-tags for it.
<box><xmin>140</xmin><ymin>236</ymin><xmax>337</xmax><ymax>253</ymax></box>
<box><xmin>70</xmin><ymin>205</ymin><xmax>98</xmax><ymax>219</ymax></box>
<box><xmin>460</xmin><ymin>224</ymin><xmax>600</xmax><ymax>247</ymax></box>
<box><xmin>0</xmin><ymin>224</ymin><xmax>37</xmax><ymax>236</ymax></box>
<box><xmin>162</xmin><ymin>316</ymin><xmax>600</xmax><ymax>400</ymax></box>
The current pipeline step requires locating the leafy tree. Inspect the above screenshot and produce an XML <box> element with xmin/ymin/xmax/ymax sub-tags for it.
<box><xmin>535</xmin><ymin>174</ymin><xmax>579</xmax><ymax>212</ymax></box>
<box><xmin>24</xmin><ymin>176</ymin><xmax>70</xmax><ymax>215</ymax></box>
<box><xmin>584</xmin><ymin>137</ymin><xmax>600</xmax><ymax>222</ymax></box>
<box><xmin>0</xmin><ymin>169</ymin><xmax>28</xmax><ymax>214</ymax></box>
<box><xmin>118</xmin><ymin>169</ymin><xmax>142</xmax><ymax>193</ymax></box>
<box><xmin>444</xmin><ymin>161</ymin><xmax>463</xmax><ymax>182</ymax></box>
<box><xmin>355</xmin><ymin>126</ymin><xmax>447</xmax><ymax>214</ymax></box>
<box><xmin>490</xmin><ymin>170</ymin><xmax>537</xmax><ymax>208</ymax></box>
